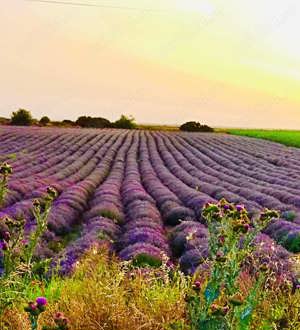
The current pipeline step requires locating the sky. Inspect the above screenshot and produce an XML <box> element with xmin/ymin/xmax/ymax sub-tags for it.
<box><xmin>0</xmin><ymin>0</ymin><xmax>300</xmax><ymax>128</ymax></box>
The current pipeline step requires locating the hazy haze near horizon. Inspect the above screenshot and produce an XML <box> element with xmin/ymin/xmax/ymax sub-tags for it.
<box><xmin>0</xmin><ymin>0</ymin><xmax>300</xmax><ymax>128</ymax></box>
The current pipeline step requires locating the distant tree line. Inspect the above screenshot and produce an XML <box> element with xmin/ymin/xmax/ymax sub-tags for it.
<box><xmin>75</xmin><ymin>114</ymin><xmax>137</xmax><ymax>129</ymax></box>
<box><xmin>7</xmin><ymin>109</ymin><xmax>138</xmax><ymax>129</ymax></box>
<box><xmin>2</xmin><ymin>108</ymin><xmax>214</xmax><ymax>132</ymax></box>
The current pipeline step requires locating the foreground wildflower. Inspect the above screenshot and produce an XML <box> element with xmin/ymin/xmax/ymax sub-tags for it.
<box><xmin>43</xmin><ymin>312</ymin><xmax>70</xmax><ymax>330</ymax></box>
<box><xmin>0</xmin><ymin>163</ymin><xmax>12</xmax><ymax>206</ymax></box>
<box><xmin>187</xmin><ymin>199</ymin><xmax>281</xmax><ymax>330</ymax></box>
<box><xmin>24</xmin><ymin>297</ymin><xmax>47</xmax><ymax>330</ymax></box>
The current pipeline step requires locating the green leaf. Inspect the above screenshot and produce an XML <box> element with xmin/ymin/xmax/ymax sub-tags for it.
<box><xmin>238</xmin><ymin>305</ymin><xmax>253</xmax><ymax>330</ymax></box>
<box><xmin>199</xmin><ymin>318</ymin><xmax>229</xmax><ymax>330</ymax></box>
<box><xmin>204</xmin><ymin>283</ymin><xmax>220</xmax><ymax>304</ymax></box>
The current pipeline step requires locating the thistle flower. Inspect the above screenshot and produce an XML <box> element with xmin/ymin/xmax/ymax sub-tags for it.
<box><xmin>24</xmin><ymin>301</ymin><xmax>38</xmax><ymax>312</ymax></box>
<box><xmin>202</xmin><ymin>203</ymin><xmax>220</xmax><ymax>220</ymax></box>
<box><xmin>192</xmin><ymin>280</ymin><xmax>201</xmax><ymax>291</ymax></box>
<box><xmin>215</xmin><ymin>250</ymin><xmax>226</xmax><ymax>262</ymax></box>
<box><xmin>241</xmin><ymin>224</ymin><xmax>250</xmax><ymax>234</ymax></box>
<box><xmin>260</xmin><ymin>209</ymin><xmax>280</xmax><ymax>222</ymax></box>
<box><xmin>232</xmin><ymin>221</ymin><xmax>244</xmax><ymax>233</ymax></box>
<box><xmin>33</xmin><ymin>199</ymin><xmax>41</xmax><ymax>208</ymax></box>
<box><xmin>3</xmin><ymin>216</ymin><xmax>14</xmax><ymax>227</ymax></box>
<box><xmin>259</xmin><ymin>262</ymin><xmax>269</xmax><ymax>272</ymax></box>
<box><xmin>36</xmin><ymin>296</ymin><xmax>47</xmax><ymax>307</ymax></box>
<box><xmin>0</xmin><ymin>240</ymin><xmax>8</xmax><ymax>251</ymax></box>
<box><xmin>3</xmin><ymin>231</ymin><xmax>10</xmax><ymax>241</ymax></box>
<box><xmin>54</xmin><ymin>312</ymin><xmax>70</xmax><ymax>329</ymax></box>
<box><xmin>0</xmin><ymin>163</ymin><xmax>12</xmax><ymax>176</ymax></box>
<box><xmin>236</xmin><ymin>205</ymin><xmax>245</xmax><ymax>212</ymax></box>
<box><xmin>0</xmin><ymin>230</ymin><xmax>10</xmax><ymax>241</ymax></box>
<box><xmin>211</xmin><ymin>303</ymin><xmax>230</xmax><ymax>316</ymax></box>
<box><xmin>217</xmin><ymin>235</ymin><xmax>225</xmax><ymax>246</ymax></box>
<box><xmin>46</xmin><ymin>186</ymin><xmax>58</xmax><ymax>200</ymax></box>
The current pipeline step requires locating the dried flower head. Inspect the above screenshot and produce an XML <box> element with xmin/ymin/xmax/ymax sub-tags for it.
<box><xmin>0</xmin><ymin>163</ymin><xmax>12</xmax><ymax>176</ymax></box>
<box><xmin>46</xmin><ymin>186</ymin><xmax>58</xmax><ymax>200</ymax></box>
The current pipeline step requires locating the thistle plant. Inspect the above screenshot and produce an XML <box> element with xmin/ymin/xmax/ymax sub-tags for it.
<box><xmin>0</xmin><ymin>215</ymin><xmax>26</xmax><ymax>275</ymax></box>
<box><xmin>187</xmin><ymin>199</ymin><xmax>280</xmax><ymax>330</ymax></box>
<box><xmin>42</xmin><ymin>312</ymin><xmax>70</xmax><ymax>330</ymax></box>
<box><xmin>24</xmin><ymin>187</ymin><xmax>57</xmax><ymax>266</ymax></box>
<box><xmin>0</xmin><ymin>180</ymin><xmax>57</xmax><ymax>310</ymax></box>
<box><xmin>0</xmin><ymin>187</ymin><xmax>57</xmax><ymax>276</ymax></box>
<box><xmin>24</xmin><ymin>297</ymin><xmax>48</xmax><ymax>330</ymax></box>
<box><xmin>0</xmin><ymin>163</ymin><xmax>12</xmax><ymax>206</ymax></box>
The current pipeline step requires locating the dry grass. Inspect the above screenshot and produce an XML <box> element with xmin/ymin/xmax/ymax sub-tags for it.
<box><xmin>0</xmin><ymin>250</ymin><xmax>188</xmax><ymax>330</ymax></box>
<box><xmin>1</xmin><ymin>250</ymin><xmax>300</xmax><ymax>330</ymax></box>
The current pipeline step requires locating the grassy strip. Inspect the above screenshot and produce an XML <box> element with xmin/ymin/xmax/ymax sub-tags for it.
<box><xmin>228</xmin><ymin>129</ymin><xmax>300</xmax><ymax>148</ymax></box>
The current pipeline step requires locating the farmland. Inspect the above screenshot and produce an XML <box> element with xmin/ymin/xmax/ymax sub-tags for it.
<box><xmin>228</xmin><ymin>129</ymin><xmax>300</xmax><ymax>148</ymax></box>
<box><xmin>1</xmin><ymin>127</ymin><xmax>300</xmax><ymax>270</ymax></box>
<box><xmin>1</xmin><ymin>126</ymin><xmax>300</xmax><ymax>329</ymax></box>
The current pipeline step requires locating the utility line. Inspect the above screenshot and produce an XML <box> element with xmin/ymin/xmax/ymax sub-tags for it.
<box><xmin>26</xmin><ymin>0</ymin><xmax>168</xmax><ymax>12</ymax></box>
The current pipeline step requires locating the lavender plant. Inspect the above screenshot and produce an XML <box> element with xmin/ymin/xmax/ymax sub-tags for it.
<box><xmin>187</xmin><ymin>199</ymin><xmax>280</xmax><ymax>330</ymax></box>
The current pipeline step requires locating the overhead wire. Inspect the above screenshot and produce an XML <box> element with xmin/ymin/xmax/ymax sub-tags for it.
<box><xmin>26</xmin><ymin>0</ymin><xmax>168</xmax><ymax>13</ymax></box>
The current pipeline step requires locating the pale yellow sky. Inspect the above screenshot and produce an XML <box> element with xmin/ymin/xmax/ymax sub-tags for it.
<box><xmin>0</xmin><ymin>0</ymin><xmax>300</xmax><ymax>128</ymax></box>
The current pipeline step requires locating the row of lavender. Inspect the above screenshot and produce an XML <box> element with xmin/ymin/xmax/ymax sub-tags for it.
<box><xmin>0</xmin><ymin>127</ymin><xmax>299</xmax><ymax>275</ymax></box>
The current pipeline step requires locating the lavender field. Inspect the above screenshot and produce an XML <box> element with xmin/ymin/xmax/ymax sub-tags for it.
<box><xmin>1</xmin><ymin>126</ymin><xmax>299</xmax><ymax>274</ymax></box>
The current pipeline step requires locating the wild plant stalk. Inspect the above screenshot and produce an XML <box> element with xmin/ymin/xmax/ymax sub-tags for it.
<box><xmin>25</xmin><ymin>297</ymin><xmax>70</xmax><ymax>330</ymax></box>
<box><xmin>188</xmin><ymin>199</ymin><xmax>279</xmax><ymax>330</ymax></box>
<box><xmin>25</xmin><ymin>297</ymin><xmax>48</xmax><ymax>330</ymax></box>
<box><xmin>42</xmin><ymin>312</ymin><xmax>70</xmax><ymax>330</ymax></box>
<box><xmin>0</xmin><ymin>163</ymin><xmax>12</xmax><ymax>206</ymax></box>
<box><xmin>0</xmin><ymin>169</ymin><xmax>57</xmax><ymax>309</ymax></box>
<box><xmin>1</xmin><ymin>187</ymin><xmax>57</xmax><ymax>277</ymax></box>
<box><xmin>24</xmin><ymin>187</ymin><xmax>57</xmax><ymax>266</ymax></box>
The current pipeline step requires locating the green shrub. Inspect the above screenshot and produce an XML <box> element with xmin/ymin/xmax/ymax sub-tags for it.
<box><xmin>180</xmin><ymin>121</ymin><xmax>213</xmax><ymax>132</ymax></box>
<box><xmin>76</xmin><ymin>116</ymin><xmax>111</xmax><ymax>128</ymax></box>
<box><xmin>61</xmin><ymin>120</ymin><xmax>76</xmax><ymax>127</ymax></box>
<box><xmin>11</xmin><ymin>109</ymin><xmax>33</xmax><ymax>126</ymax></box>
<box><xmin>113</xmin><ymin>115</ymin><xmax>137</xmax><ymax>129</ymax></box>
<box><xmin>40</xmin><ymin>117</ymin><xmax>51</xmax><ymax>126</ymax></box>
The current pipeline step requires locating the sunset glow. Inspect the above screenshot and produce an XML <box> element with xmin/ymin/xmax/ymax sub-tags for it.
<box><xmin>0</xmin><ymin>0</ymin><xmax>299</xmax><ymax>128</ymax></box>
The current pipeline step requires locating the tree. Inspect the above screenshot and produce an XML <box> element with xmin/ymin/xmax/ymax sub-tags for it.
<box><xmin>0</xmin><ymin>117</ymin><xmax>10</xmax><ymax>125</ymax></box>
<box><xmin>113</xmin><ymin>115</ymin><xmax>137</xmax><ymax>129</ymax></box>
<box><xmin>11</xmin><ymin>109</ymin><xmax>33</xmax><ymax>126</ymax></box>
<box><xmin>76</xmin><ymin>116</ymin><xmax>111</xmax><ymax>128</ymax></box>
<box><xmin>180</xmin><ymin>121</ymin><xmax>213</xmax><ymax>132</ymax></box>
<box><xmin>61</xmin><ymin>119</ymin><xmax>75</xmax><ymax>126</ymax></box>
<box><xmin>39</xmin><ymin>116</ymin><xmax>50</xmax><ymax>126</ymax></box>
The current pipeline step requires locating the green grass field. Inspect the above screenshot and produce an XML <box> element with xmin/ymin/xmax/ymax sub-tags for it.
<box><xmin>228</xmin><ymin>129</ymin><xmax>300</xmax><ymax>148</ymax></box>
